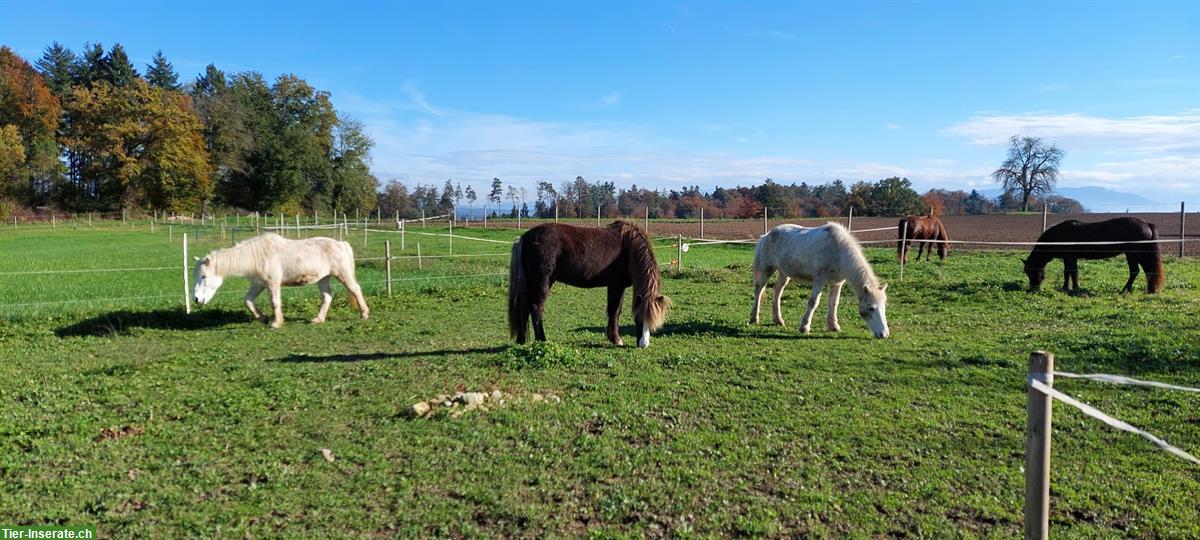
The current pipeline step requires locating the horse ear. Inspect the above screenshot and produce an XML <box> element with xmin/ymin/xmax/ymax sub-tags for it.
<box><xmin>880</xmin><ymin>282</ymin><xmax>888</xmax><ymax>292</ymax></box>
<box><xmin>193</xmin><ymin>256</ymin><xmax>200</xmax><ymax>262</ymax></box>
<box><xmin>1020</xmin><ymin>257</ymin><xmax>1027</xmax><ymax>264</ymax></box>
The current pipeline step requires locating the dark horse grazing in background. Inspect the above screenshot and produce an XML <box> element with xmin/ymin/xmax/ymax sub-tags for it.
<box><xmin>1024</xmin><ymin>217</ymin><xmax>1164</xmax><ymax>294</ymax></box>
<box><xmin>898</xmin><ymin>215</ymin><xmax>950</xmax><ymax>262</ymax></box>
<box><xmin>509</xmin><ymin>221</ymin><xmax>671</xmax><ymax>348</ymax></box>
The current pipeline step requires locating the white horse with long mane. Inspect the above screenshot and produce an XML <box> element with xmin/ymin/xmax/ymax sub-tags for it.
<box><xmin>750</xmin><ymin>222</ymin><xmax>890</xmax><ymax>339</ymax></box>
<box><xmin>192</xmin><ymin>233</ymin><xmax>369</xmax><ymax>328</ymax></box>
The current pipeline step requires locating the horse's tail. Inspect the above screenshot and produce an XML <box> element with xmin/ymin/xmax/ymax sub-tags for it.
<box><xmin>1146</xmin><ymin>223</ymin><xmax>1165</xmax><ymax>293</ymax></box>
<box><xmin>897</xmin><ymin>218</ymin><xmax>908</xmax><ymax>260</ymax></box>
<box><xmin>626</xmin><ymin>224</ymin><xmax>671</xmax><ymax>332</ymax></box>
<box><xmin>937</xmin><ymin>219</ymin><xmax>950</xmax><ymax>260</ymax></box>
<box><xmin>507</xmin><ymin>238</ymin><xmax>530</xmax><ymax>342</ymax></box>
<box><xmin>752</xmin><ymin>231</ymin><xmax>770</xmax><ymax>285</ymax></box>
<box><xmin>339</xmin><ymin>240</ymin><xmax>363</xmax><ymax>311</ymax></box>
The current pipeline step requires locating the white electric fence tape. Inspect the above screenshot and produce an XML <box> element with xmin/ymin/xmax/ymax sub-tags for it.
<box><xmin>1055</xmin><ymin>372</ymin><xmax>1200</xmax><ymax>393</ymax></box>
<box><xmin>1028</xmin><ymin>378</ymin><xmax>1200</xmax><ymax>466</ymax></box>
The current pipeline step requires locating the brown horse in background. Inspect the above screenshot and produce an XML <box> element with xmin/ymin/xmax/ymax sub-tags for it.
<box><xmin>508</xmin><ymin>221</ymin><xmax>671</xmax><ymax>348</ymax></box>
<box><xmin>898</xmin><ymin>215</ymin><xmax>950</xmax><ymax>262</ymax></box>
<box><xmin>1023</xmin><ymin>217</ymin><xmax>1164</xmax><ymax>294</ymax></box>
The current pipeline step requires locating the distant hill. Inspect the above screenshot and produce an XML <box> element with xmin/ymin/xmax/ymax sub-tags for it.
<box><xmin>979</xmin><ymin>186</ymin><xmax>1158</xmax><ymax>212</ymax></box>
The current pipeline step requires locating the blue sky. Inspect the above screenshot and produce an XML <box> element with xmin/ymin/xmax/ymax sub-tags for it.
<box><xmin>3</xmin><ymin>1</ymin><xmax>1197</xmax><ymax>209</ymax></box>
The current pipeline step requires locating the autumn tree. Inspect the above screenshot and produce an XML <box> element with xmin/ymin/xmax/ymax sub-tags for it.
<box><xmin>992</xmin><ymin>135</ymin><xmax>1064</xmax><ymax>212</ymax></box>
<box><xmin>62</xmin><ymin>79</ymin><xmax>210</xmax><ymax>211</ymax></box>
<box><xmin>0</xmin><ymin>46</ymin><xmax>62</xmax><ymax>204</ymax></box>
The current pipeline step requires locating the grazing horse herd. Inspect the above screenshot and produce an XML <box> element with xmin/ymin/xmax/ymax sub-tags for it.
<box><xmin>191</xmin><ymin>215</ymin><xmax>1166</xmax><ymax>347</ymax></box>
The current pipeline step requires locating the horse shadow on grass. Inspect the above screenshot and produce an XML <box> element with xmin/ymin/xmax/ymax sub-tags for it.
<box><xmin>56</xmin><ymin>308</ymin><xmax>252</xmax><ymax>338</ymax></box>
<box><xmin>275</xmin><ymin>345</ymin><xmax>507</xmax><ymax>363</ymax></box>
<box><xmin>573</xmin><ymin>320</ymin><xmax>860</xmax><ymax>341</ymax></box>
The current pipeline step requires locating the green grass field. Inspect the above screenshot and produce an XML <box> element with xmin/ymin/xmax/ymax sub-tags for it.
<box><xmin>1</xmin><ymin>221</ymin><xmax>1198</xmax><ymax>537</ymax></box>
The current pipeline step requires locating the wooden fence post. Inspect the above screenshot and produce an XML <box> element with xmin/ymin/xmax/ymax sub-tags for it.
<box><xmin>847</xmin><ymin>206</ymin><xmax>854</xmax><ymax>232</ymax></box>
<box><xmin>677</xmin><ymin>234</ymin><xmax>683</xmax><ymax>271</ymax></box>
<box><xmin>899</xmin><ymin>221</ymin><xmax>907</xmax><ymax>281</ymax></box>
<box><xmin>1042</xmin><ymin>203</ymin><xmax>1048</xmax><ymax>233</ymax></box>
<box><xmin>1025</xmin><ymin>351</ymin><xmax>1054</xmax><ymax>540</ymax></box>
<box><xmin>385</xmin><ymin>240</ymin><xmax>393</xmax><ymax>297</ymax></box>
<box><xmin>700</xmin><ymin>206</ymin><xmax>704</xmax><ymax>238</ymax></box>
<box><xmin>1180</xmin><ymin>201</ymin><xmax>1186</xmax><ymax>258</ymax></box>
<box><xmin>417</xmin><ymin>243</ymin><xmax>423</xmax><ymax>270</ymax></box>
<box><xmin>449</xmin><ymin>217</ymin><xmax>454</xmax><ymax>255</ymax></box>
<box><xmin>763</xmin><ymin>207</ymin><xmax>768</xmax><ymax>235</ymax></box>
<box><xmin>182</xmin><ymin>233</ymin><xmax>191</xmax><ymax>314</ymax></box>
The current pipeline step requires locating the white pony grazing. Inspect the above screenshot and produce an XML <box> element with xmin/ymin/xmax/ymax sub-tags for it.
<box><xmin>193</xmin><ymin>233</ymin><xmax>369</xmax><ymax>328</ymax></box>
<box><xmin>750</xmin><ymin>222</ymin><xmax>890</xmax><ymax>339</ymax></box>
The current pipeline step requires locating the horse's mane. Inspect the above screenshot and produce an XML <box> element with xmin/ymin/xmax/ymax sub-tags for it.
<box><xmin>824</xmin><ymin>222</ymin><xmax>881</xmax><ymax>290</ymax></box>
<box><xmin>611</xmin><ymin>221</ymin><xmax>670</xmax><ymax>330</ymax></box>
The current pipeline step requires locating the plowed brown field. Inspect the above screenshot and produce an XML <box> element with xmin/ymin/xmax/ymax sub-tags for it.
<box><xmin>478</xmin><ymin>212</ymin><xmax>1199</xmax><ymax>256</ymax></box>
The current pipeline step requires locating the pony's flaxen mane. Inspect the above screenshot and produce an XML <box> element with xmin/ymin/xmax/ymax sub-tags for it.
<box><xmin>824</xmin><ymin>222</ymin><xmax>881</xmax><ymax>291</ymax></box>
<box><xmin>615</xmin><ymin>221</ymin><xmax>671</xmax><ymax>331</ymax></box>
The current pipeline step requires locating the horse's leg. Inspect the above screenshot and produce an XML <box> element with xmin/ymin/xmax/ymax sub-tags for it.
<box><xmin>244</xmin><ymin>282</ymin><xmax>265</xmax><ymax>322</ymax></box>
<box><xmin>1063</xmin><ymin>258</ymin><xmax>1078</xmax><ymax>291</ymax></box>
<box><xmin>606</xmin><ymin>285</ymin><xmax>625</xmax><ymax>346</ymax></box>
<box><xmin>531</xmin><ymin>275</ymin><xmax>552</xmax><ymax>342</ymax></box>
<box><xmin>268</xmin><ymin>281</ymin><xmax>284</xmax><ymax>328</ymax></box>
<box><xmin>923</xmin><ymin>240</ymin><xmax>932</xmax><ymax>262</ymax></box>
<box><xmin>826</xmin><ymin>280</ymin><xmax>844</xmax><ymax>332</ymax></box>
<box><xmin>798</xmin><ymin>278</ymin><xmax>826</xmax><ymax>334</ymax></box>
<box><xmin>312</xmin><ymin>276</ymin><xmax>333</xmax><ymax>323</ymax></box>
<box><xmin>1121</xmin><ymin>254</ymin><xmax>1139</xmax><ymax>294</ymax></box>
<box><xmin>750</xmin><ymin>266</ymin><xmax>773</xmax><ymax>324</ymax></box>
<box><xmin>771</xmin><ymin>275</ymin><xmax>791</xmax><ymax>326</ymax></box>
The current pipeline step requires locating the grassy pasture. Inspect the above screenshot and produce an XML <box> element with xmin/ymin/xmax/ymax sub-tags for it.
<box><xmin>1</xmin><ymin>222</ymin><xmax>1198</xmax><ymax>537</ymax></box>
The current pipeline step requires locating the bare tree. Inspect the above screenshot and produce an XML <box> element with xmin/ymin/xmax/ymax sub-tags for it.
<box><xmin>991</xmin><ymin>135</ymin><xmax>1064</xmax><ymax>212</ymax></box>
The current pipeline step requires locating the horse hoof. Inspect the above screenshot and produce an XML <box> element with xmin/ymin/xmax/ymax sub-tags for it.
<box><xmin>310</xmin><ymin>318</ymin><xmax>325</xmax><ymax>324</ymax></box>
<box><xmin>828</xmin><ymin>325</ymin><xmax>841</xmax><ymax>332</ymax></box>
<box><xmin>613</xmin><ymin>340</ymin><xmax>624</xmax><ymax>347</ymax></box>
<box><xmin>799</xmin><ymin>326</ymin><xmax>812</xmax><ymax>334</ymax></box>
<box><xmin>271</xmin><ymin>322</ymin><xmax>283</xmax><ymax>329</ymax></box>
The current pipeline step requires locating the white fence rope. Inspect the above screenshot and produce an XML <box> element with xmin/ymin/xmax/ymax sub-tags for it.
<box><xmin>847</xmin><ymin>226</ymin><xmax>897</xmax><ymax>233</ymax></box>
<box><xmin>363</xmin><ymin>227</ymin><xmax>517</xmax><ymax>245</ymax></box>
<box><xmin>0</xmin><ymin>266</ymin><xmax>176</xmax><ymax>276</ymax></box>
<box><xmin>861</xmin><ymin>237</ymin><xmax>1200</xmax><ymax>247</ymax></box>
<box><xmin>1028</xmin><ymin>378</ymin><xmax>1200</xmax><ymax>466</ymax></box>
<box><xmin>1056</xmin><ymin>372</ymin><xmax>1200</xmax><ymax>393</ymax></box>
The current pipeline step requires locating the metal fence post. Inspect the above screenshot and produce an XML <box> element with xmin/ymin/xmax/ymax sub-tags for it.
<box><xmin>182</xmin><ymin>233</ymin><xmax>191</xmax><ymax>314</ymax></box>
<box><xmin>385</xmin><ymin>240</ymin><xmax>393</xmax><ymax>297</ymax></box>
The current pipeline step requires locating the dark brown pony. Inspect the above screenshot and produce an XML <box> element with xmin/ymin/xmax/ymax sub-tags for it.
<box><xmin>898</xmin><ymin>215</ymin><xmax>950</xmax><ymax>262</ymax></box>
<box><xmin>1023</xmin><ymin>217</ymin><xmax>1164</xmax><ymax>294</ymax></box>
<box><xmin>508</xmin><ymin>221</ymin><xmax>671</xmax><ymax>348</ymax></box>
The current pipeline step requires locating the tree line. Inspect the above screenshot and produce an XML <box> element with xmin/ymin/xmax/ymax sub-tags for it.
<box><xmin>377</xmin><ymin>175</ymin><xmax>1084</xmax><ymax>221</ymax></box>
<box><xmin>0</xmin><ymin>42</ymin><xmax>377</xmax><ymax>217</ymax></box>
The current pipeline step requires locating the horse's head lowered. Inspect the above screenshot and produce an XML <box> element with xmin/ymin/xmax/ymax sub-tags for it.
<box><xmin>1022</xmin><ymin>258</ymin><xmax>1044</xmax><ymax>291</ymax></box>
<box><xmin>633</xmin><ymin>294</ymin><xmax>672</xmax><ymax>348</ymax></box>
<box><xmin>193</xmin><ymin>256</ymin><xmax>223</xmax><ymax>305</ymax></box>
<box><xmin>857</xmin><ymin>282</ymin><xmax>890</xmax><ymax>339</ymax></box>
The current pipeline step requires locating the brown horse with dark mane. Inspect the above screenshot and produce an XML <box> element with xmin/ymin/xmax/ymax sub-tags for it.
<box><xmin>898</xmin><ymin>215</ymin><xmax>949</xmax><ymax>262</ymax></box>
<box><xmin>508</xmin><ymin>221</ymin><xmax>671</xmax><ymax>348</ymax></box>
<box><xmin>1023</xmin><ymin>217</ymin><xmax>1164</xmax><ymax>294</ymax></box>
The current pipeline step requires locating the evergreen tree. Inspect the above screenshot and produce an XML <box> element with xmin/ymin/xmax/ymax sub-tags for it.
<box><xmin>74</xmin><ymin>42</ymin><xmax>106</xmax><ymax>87</ymax></box>
<box><xmin>102</xmin><ymin>44</ymin><xmax>139</xmax><ymax>87</ymax></box>
<box><xmin>35</xmin><ymin>42</ymin><xmax>76</xmax><ymax>98</ymax></box>
<box><xmin>145</xmin><ymin>50</ymin><xmax>180</xmax><ymax>90</ymax></box>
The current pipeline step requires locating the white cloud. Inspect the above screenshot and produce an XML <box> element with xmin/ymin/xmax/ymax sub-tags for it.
<box><xmin>401</xmin><ymin>82</ymin><xmax>443</xmax><ymax>115</ymax></box>
<box><xmin>599</xmin><ymin>91</ymin><xmax>621</xmax><ymax>105</ymax></box>
<box><xmin>943</xmin><ymin>110</ymin><xmax>1200</xmax><ymax>152</ymax></box>
<box><xmin>884</xmin><ymin>123</ymin><xmax>901</xmax><ymax>130</ymax></box>
<box><xmin>765</xmin><ymin>29</ymin><xmax>796</xmax><ymax>40</ymax></box>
